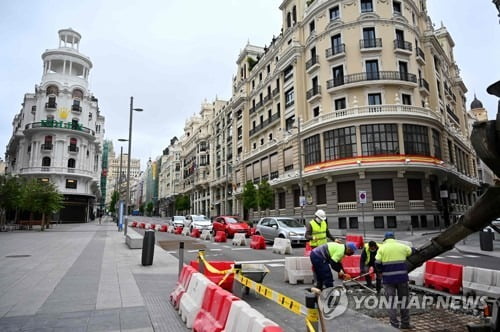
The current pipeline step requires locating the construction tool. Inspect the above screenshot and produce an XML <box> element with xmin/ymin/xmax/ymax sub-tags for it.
<box><xmin>311</xmin><ymin>287</ymin><xmax>327</xmax><ymax>332</ymax></box>
<box><xmin>342</xmin><ymin>272</ymin><xmax>377</xmax><ymax>294</ymax></box>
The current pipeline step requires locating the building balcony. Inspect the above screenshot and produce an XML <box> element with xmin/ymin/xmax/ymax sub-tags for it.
<box><xmin>419</xmin><ymin>78</ymin><xmax>430</xmax><ymax>96</ymax></box>
<box><xmin>255</xmin><ymin>100</ymin><xmax>264</xmax><ymax>110</ymax></box>
<box><xmin>68</xmin><ymin>145</ymin><xmax>79</xmax><ymax>153</ymax></box>
<box><xmin>263</xmin><ymin>94</ymin><xmax>272</xmax><ymax>105</ymax></box>
<box><xmin>305</xmin><ymin>55</ymin><xmax>319</xmax><ymax>72</ymax></box>
<box><xmin>373</xmin><ymin>200</ymin><xmax>395</xmax><ymax>210</ymax></box>
<box><xmin>393</xmin><ymin>39</ymin><xmax>413</xmax><ymax>54</ymax></box>
<box><xmin>45</xmin><ymin>102</ymin><xmax>57</xmax><ymax>111</ymax></box>
<box><xmin>19</xmin><ymin>166</ymin><xmax>95</xmax><ymax>178</ymax></box>
<box><xmin>325</xmin><ymin>44</ymin><xmax>345</xmax><ymax>61</ymax></box>
<box><xmin>409</xmin><ymin>200</ymin><xmax>424</xmax><ymax>209</ymax></box>
<box><xmin>25</xmin><ymin>121</ymin><xmax>96</xmax><ymax>137</ymax></box>
<box><xmin>338</xmin><ymin>202</ymin><xmax>357</xmax><ymax>211</ymax></box>
<box><xmin>41</xmin><ymin>143</ymin><xmax>53</xmax><ymax>151</ymax></box>
<box><xmin>416</xmin><ymin>47</ymin><xmax>426</xmax><ymax>65</ymax></box>
<box><xmin>306</xmin><ymin>85</ymin><xmax>321</xmax><ymax>102</ymax></box>
<box><xmin>249</xmin><ymin>112</ymin><xmax>280</xmax><ymax>137</ymax></box>
<box><xmin>326</xmin><ymin>71</ymin><xmax>417</xmax><ymax>92</ymax></box>
<box><xmin>71</xmin><ymin>105</ymin><xmax>82</xmax><ymax>113</ymax></box>
<box><xmin>301</xmin><ymin>104</ymin><xmax>442</xmax><ymax>132</ymax></box>
<box><xmin>272</xmin><ymin>87</ymin><xmax>280</xmax><ymax>98</ymax></box>
<box><xmin>359</xmin><ymin>38</ymin><xmax>382</xmax><ymax>52</ymax></box>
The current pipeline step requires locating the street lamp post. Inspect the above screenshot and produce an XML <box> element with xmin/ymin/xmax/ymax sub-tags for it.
<box><xmin>297</xmin><ymin>117</ymin><xmax>305</xmax><ymax>224</ymax></box>
<box><xmin>126</xmin><ymin>96</ymin><xmax>143</xmax><ymax>216</ymax></box>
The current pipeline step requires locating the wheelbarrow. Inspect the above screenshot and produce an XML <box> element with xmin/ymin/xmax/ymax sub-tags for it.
<box><xmin>234</xmin><ymin>263</ymin><xmax>269</xmax><ymax>296</ymax></box>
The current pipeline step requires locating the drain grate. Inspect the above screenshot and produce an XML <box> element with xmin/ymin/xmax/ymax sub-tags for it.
<box><xmin>5</xmin><ymin>254</ymin><xmax>31</xmax><ymax>258</ymax></box>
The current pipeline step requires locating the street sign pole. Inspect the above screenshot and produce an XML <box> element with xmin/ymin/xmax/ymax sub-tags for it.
<box><xmin>358</xmin><ymin>191</ymin><xmax>367</xmax><ymax>238</ymax></box>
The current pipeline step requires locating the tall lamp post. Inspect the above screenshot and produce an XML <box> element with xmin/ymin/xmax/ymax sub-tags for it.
<box><xmin>297</xmin><ymin>117</ymin><xmax>305</xmax><ymax>224</ymax></box>
<box><xmin>116</xmin><ymin>139</ymin><xmax>128</xmax><ymax>197</ymax></box>
<box><xmin>126</xmin><ymin>96</ymin><xmax>143</xmax><ymax>216</ymax></box>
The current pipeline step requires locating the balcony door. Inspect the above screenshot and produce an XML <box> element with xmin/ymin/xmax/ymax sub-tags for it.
<box><xmin>366</xmin><ymin>60</ymin><xmax>379</xmax><ymax>80</ymax></box>
<box><xmin>332</xmin><ymin>65</ymin><xmax>344</xmax><ymax>86</ymax></box>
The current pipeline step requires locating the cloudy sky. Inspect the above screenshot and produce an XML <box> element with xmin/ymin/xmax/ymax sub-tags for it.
<box><xmin>1</xmin><ymin>0</ymin><xmax>498</xmax><ymax>170</ymax></box>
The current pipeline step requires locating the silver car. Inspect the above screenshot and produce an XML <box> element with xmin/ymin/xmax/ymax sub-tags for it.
<box><xmin>185</xmin><ymin>214</ymin><xmax>213</xmax><ymax>232</ymax></box>
<box><xmin>171</xmin><ymin>215</ymin><xmax>186</xmax><ymax>228</ymax></box>
<box><xmin>255</xmin><ymin>217</ymin><xmax>306</xmax><ymax>244</ymax></box>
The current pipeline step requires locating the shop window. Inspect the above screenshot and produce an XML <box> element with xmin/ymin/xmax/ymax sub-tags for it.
<box><xmin>374</xmin><ymin>216</ymin><xmax>384</xmax><ymax>228</ymax></box>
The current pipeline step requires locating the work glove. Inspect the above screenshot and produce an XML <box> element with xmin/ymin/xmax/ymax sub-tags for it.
<box><xmin>343</xmin><ymin>274</ymin><xmax>351</xmax><ymax>281</ymax></box>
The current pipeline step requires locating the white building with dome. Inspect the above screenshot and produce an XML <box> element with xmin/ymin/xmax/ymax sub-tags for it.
<box><xmin>5</xmin><ymin>28</ymin><xmax>105</xmax><ymax>223</ymax></box>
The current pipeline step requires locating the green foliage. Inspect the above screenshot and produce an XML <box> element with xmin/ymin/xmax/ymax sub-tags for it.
<box><xmin>175</xmin><ymin>194</ymin><xmax>190</xmax><ymax>213</ymax></box>
<box><xmin>139</xmin><ymin>204</ymin><xmax>145</xmax><ymax>214</ymax></box>
<box><xmin>247</xmin><ymin>56</ymin><xmax>258</xmax><ymax>72</ymax></box>
<box><xmin>146</xmin><ymin>201</ymin><xmax>154</xmax><ymax>216</ymax></box>
<box><xmin>242</xmin><ymin>181</ymin><xmax>258</xmax><ymax>211</ymax></box>
<box><xmin>257</xmin><ymin>180</ymin><xmax>274</xmax><ymax>211</ymax></box>
<box><xmin>20</xmin><ymin>179</ymin><xmax>63</xmax><ymax>230</ymax></box>
<box><xmin>109</xmin><ymin>191</ymin><xmax>119</xmax><ymax>214</ymax></box>
<box><xmin>0</xmin><ymin>175</ymin><xmax>23</xmax><ymax>225</ymax></box>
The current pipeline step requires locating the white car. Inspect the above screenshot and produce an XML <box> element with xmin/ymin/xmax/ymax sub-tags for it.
<box><xmin>186</xmin><ymin>215</ymin><xmax>212</xmax><ymax>232</ymax></box>
<box><xmin>171</xmin><ymin>215</ymin><xmax>186</xmax><ymax>228</ymax></box>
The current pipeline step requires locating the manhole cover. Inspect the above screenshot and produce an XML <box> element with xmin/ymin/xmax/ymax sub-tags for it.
<box><xmin>6</xmin><ymin>254</ymin><xmax>31</xmax><ymax>258</ymax></box>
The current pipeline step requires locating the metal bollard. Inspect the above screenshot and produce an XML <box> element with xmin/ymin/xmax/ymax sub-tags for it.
<box><xmin>124</xmin><ymin>216</ymin><xmax>128</xmax><ymax>236</ymax></box>
<box><xmin>178</xmin><ymin>241</ymin><xmax>184</xmax><ymax>277</ymax></box>
<box><xmin>305</xmin><ymin>292</ymin><xmax>319</xmax><ymax>331</ymax></box>
<box><xmin>141</xmin><ymin>229</ymin><xmax>155</xmax><ymax>266</ymax></box>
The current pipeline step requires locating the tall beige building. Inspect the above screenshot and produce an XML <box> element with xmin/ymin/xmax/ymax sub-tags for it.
<box><xmin>160</xmin><ymin>0</ymin><xmax>478</xmax><ymax>231</ymax></box>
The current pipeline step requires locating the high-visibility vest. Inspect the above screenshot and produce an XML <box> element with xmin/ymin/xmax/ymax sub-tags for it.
<box><xmin>375</xmin><ymin>239</ymin><xmax>411</xmax><ymax>284</ymax></box>
<box><xmin>309</xmin><ymin>219</ymin><xmax>327</xmax><ymax>247</ymax></box>
<box><xmin>327</xmin><ymin>242</ymin><xmax>346</xmax><ymax>263</ymax></box>
<box><xmin>363</xmin><ymin>243</ymin><xmax>381</xmax><ymax>265</ymax></box>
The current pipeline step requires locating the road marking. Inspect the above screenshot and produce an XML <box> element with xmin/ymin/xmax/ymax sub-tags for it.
<box><xmin>188</xmin><ymin>250</ymin><xmax>199</xmax><ymax>253</ymax></box>
<box><xmin>463</xmin><ymin>254</ymin><xmax>480</xmax><ymax>258</ymax></box>
<box><xmin>232</xmin><ymin>247</ymin><xmax>251</xmax><ymax>251</ymax></box>
<box><xmin>434</xmin><ymin>256</ymin><xmax>444</xmax><ymax>259</ymax></box>
<box><xmin>267</xmin><ymin>263</ymin><xmax>284</xmax><ymax>267</ymax></box>
<box><xmin>223</xmin><ymin>245</ymin><xmax>232</xmax><ymax>249</ymax></box>
<box><xmin>209</xmin><ymin>248</ymin><xmax>222</xmax><ymax>251</ymax></box>
<box><xmin>445</xmin><ymin>255</ymin><xmax>462</xmax><ymax>259</ymax></box>
<box><xmin>236</xmin><ymin>259</ymin><xmax>285</xmax><ymax>264</ymax></box>
<box><xmin>165</xmin><ymin>251</ymin><xmax>176</xmax><ymax>254</ymax></box>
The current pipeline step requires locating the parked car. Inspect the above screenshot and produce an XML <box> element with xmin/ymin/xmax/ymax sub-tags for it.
<box><xmin>212</xmin><ymin>216</ymin><xmax>251</xmax><ymax>238</ymax></box>
<box><xmin>171</xmin><ymin>215</ymin><xmax>187</xmax><ymax>228</ymax></box>
<box><xmin>255</xmin><ymin>217</ymin><xmax>307</xmax><ymax>245</ymax></box>
<box><xmin>185</xmin><ymin>214</ymin><xmax>212</xmax><ymax>232</ymax></box>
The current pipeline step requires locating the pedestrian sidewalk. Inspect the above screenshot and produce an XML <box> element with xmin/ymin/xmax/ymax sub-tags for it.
<box><xmin>0</xmin><ymin>218</ymin><xmax>188</xmax><ymax>332</ymax></box>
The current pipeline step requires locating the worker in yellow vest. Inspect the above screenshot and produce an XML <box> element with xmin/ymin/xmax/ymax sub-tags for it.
<box><xmin>309</xmin><ymin>242</ymin><xmax>357</xmax><ymax>289</ymax></box>
<box><xmin>305</xmin><ymin>209</ymin><xmax>336</xmax><ymax>249</ymax></box>
<box><xmin>360</xmin><ymin>241</ymin><xmax>381</xmax><ymax>293</ymax></box>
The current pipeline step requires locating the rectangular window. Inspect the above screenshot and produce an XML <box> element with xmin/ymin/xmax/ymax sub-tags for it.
<box><xmin>366</xmin><ymin>60</ymin><xmax>379</xmax><ymax>80</ymax></box>
<box><xmin>331</xmin><ymin>34</ymin><xmax>343</xmax><ymax>54</ymax></box>
<box><xmin>337</xmin><ymin>181</ymin><xmax>356</xmax><ymax>202</ymax></box>
<box><xmin>432</xmin><ymin>129</ymin><xmax>442</xmax><ymax>159</ymax></box>
<box><xmin>329</xmin><ymin>5</ymin><xmax>340</xmax><ymax>20</ymax></box>
<box><xmin>278</xmin><ymin>191</ymin><xmax>286</xmax><ymax>209</ymax></box>
<box><xmin>284</xmin><ymin>147</ymin><xmax>293</xmax><ymax>171</ymax></box>
<box><xmin>403</xmin><ymin>124</ymin><xmax>430</xmax><ymax>156</ymax></box>
<box><xmin>411</xmin><ymin>216</ymin><xmax>419</xmax><ymax>228</ymax></box>
<box><xmin>304</xmin><ymin>134</ymin><xmax>321</xmax><ymax>166</ymax></box>
<box><xmin>361</xmin><ymin>124</ymin><xmax>399</xmax><ymax>156</ymax></box>
<box><xmin>371</xmin><ymin>179</ymin><xmax>394</xmax><ymax>200</ymax></box>
<box><xmin>402</xmin><ymin>94</ymin><xmax>412</xmax><ymax>105</ymax></box>
<box><xmin>361</xmin><ymin>0</ymin><xmax>373</xmax><ymax>12</ymax></box>
<box><xmin>313</xmin><ymin>106</ymin><xmax>320</xmax><ymax>117</ymax></box>
<box><xmin>368</xmin><ymin>93</ymin><xmax>382</xmax><ymax>112</ymax></box>
<box><xmin>448</xmin><ymin>140</ymin><xmax>454</xmax><ymax>164</ymax></box>
<box><xmin>284</xmin><ymin>65</ymin><xmax>293</xmax><ymax>82</ymax></box>
<box><xmin>393</xmin><ymin>1</ymin><xmax>402</xmax><ymax>14</ymax></box>
<box><xmin>293</xmin><ymin>188</ymin><xmax>300</xmax><ymax>207</ymax></box>
<box><xmin>407</xmin><ymin>179</ymin><xmax>423</xmax><ymax>200</ymax></box>
<box><xmin>285</xmin><ymin>116</ymin><xmax>295</xmax><ymax>131</ymax></box>
<box><xmin>387</xmin><ymin>216</ymin><xmax>397</xmax><ymax>228</ymax></box>
<box><xmin>285</xmin><ymin>88</ymin><xmax>294</xmax><ymax>108</ymax></box>
<box><xmin>362</xmin><ymin>27</ymin><xmax>376</xmax><ymax>47</ymax></box>
<box><xmin>332</xmin><ymin>65</ymin><xmax>344</xmax><ymax>86</ymax></box>
<box><xmin>334</xmin><ymin>97</ymin><xmax>346</xmax><ymax>110</ymax></box>
<box><xmin>338</xmin><ymin>217</ymin><xmax>347</xmax><ymax>229</ymax></box>
<box><xmin>316</xmin><ymin>184</ymin><xmax>327</xmax><ymax>205</ymax></box>
<box><xmin>420</xmin><ymin>215</ymin><xmax>428</xmax><ymax>228</ymax></box>
<box><xmin>374</xmin><ymin>216</ymin><xmax>385</xmax><ymax>229</ymax></box>
<box><xmin>349</xmin><ymin>217</ymin><xmax>359</xmax><ymax>229</ymax></box>
<box><xmin>309</xmin><ymin>20</ymin><xmax>315</xmax><ymax>33</ymax></box>
<box><xmin>66</xmin><ymin>179</ymin><xmax>77</xmax><ymax>189</ymax></box>
<box><xmin>399</xmin><ymin>61</ymin><xmax>409</xmax><ymax>80</ymax></box>
<box><xmin>324</xmin><ymin>126</ymin><xmax>357</xmax><ymax>160</ymax></box>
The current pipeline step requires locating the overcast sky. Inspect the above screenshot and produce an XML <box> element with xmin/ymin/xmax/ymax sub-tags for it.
<box><xmin>1</xmin><ymin>0</ymin><xmax>499</xmax><ymax>170</ymax></box>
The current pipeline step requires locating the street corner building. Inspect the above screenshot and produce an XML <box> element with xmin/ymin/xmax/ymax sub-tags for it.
<box><xmin>5</xmin><ymin>28</ymin><xmax>105</xmax><ymax>223</ymax></box>
<box><xmin>158</xmin><ymin>0</ymin><xmax>486</xmax><ymax>232</ymax></box>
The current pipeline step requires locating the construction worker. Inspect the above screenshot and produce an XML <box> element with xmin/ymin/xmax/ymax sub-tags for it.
<box><xmin>375</xmin><ymin>232</ymin><xmax>413</xmax><ymax>330</ymax></box>
<box><xmin>309</xmin><ymin>241</ymin><xmax>357</xmax><ymax>289</ymax></box>
<box><xmin>360</xmin><ymin>241</ymin><xmax>382</xmax><ymax>293</ymax></box>
<box><xmin>305</xmin><ymin>209</ymin><xmax>336</xmax><ymax>249</ymax></box>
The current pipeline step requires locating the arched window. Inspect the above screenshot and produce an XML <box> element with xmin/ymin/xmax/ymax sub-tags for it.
<box><xmin>42</xmin><ymin>157</ymin><xmax>51</xmax><ymax>167</ymax></box>
<box><xmin>287</xmin><ymin>12</ymin><xmax>291</xmax><ymax>27</ymax></box>
<box><xmin>292</xmin><ymin>6</ymin><xmax>297</xmax><ymax>24</ymax></box>
<box><xmin>72</xmin><ymin>89</ymin><xmax>83</xmax><ymax>99</ymax></box>
<box><xmin>46</xmin><ymin>85</ymin><xmax>59</xmax><ymax>96</ymax></box>
<box><xmin>68</xmin><ymin>158</ymin><xmax>76</xmax><ymax>168</ymax></box>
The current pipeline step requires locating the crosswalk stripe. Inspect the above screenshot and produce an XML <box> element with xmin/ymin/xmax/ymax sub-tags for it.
<box><xmin>232</xmin><ymin>248</ymin><xmax>251</xmax><ymax>251</ymax></box>
<box><xmin>445</xmin><ymin>255</ymin><xmax>462</xmax><ymax>259</ymax></box>
<box><xmin>209</xmin><ymin>248</ymin><xmax>222</xmax><ymax>251</ymax></box>
<box><xmin>463</xmin><ymin>254</ymin><xmax>480</xmax><ymax>258</ymax></box>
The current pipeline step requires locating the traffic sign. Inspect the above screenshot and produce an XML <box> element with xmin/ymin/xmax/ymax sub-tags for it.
<box><xmin>358</xmin><ymin>191</ymin><xmax>367</xmax><ymax>204</ymax></box>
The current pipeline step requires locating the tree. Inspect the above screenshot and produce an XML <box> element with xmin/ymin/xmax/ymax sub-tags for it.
<box><xmin>146</xmin><ymin>201</ymin><xmax>154</xmax><ymax>216</ymax></box>
<box><xmin>242</xmin><ymin>181</ymin><xmax>258</xmax><ymax>220</ymax></box>
<box><xmin>257</xmin><ymin>180</ymin><xmax>274</xmax><ymax>216</ymax></box>
<box><xmin>20</xmin><ymin>179</ymin><xmax>63</xmax><ymax>231</ymax></box>
<box><xmin>139</xmin><ymin>203</ymin><xmax>145</xmax><ymax>215</ymax></box>
<box><xmin>175</xmin><ymin>194</ymin><xmax>190</xmax><ymax>214</ymax></box>
<box><xmin>0</xmin><ymin>175</ymin><xmax>23</xmax><ymax>227</ymax></box>
<box><xmin>109</xmin><ymin>191</ymin><xmax>119</xmax><ymax>214</ymax></box>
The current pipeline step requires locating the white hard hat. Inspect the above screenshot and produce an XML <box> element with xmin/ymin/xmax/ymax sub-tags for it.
<box><xmin>315</xmin><ymin>209</ymin><xmax>326</xmax><ymax>221</ymax></box>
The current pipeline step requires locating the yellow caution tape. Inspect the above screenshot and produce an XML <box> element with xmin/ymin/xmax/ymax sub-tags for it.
<box><xmin>197</xmin><ymin>251</ymin><xmax>235</xmax><ymax>275</ymax></box>
<box><xmin>305</xmin><ymin>317</ymin><xmax>317</xmax><ymax>332</ymax></box>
